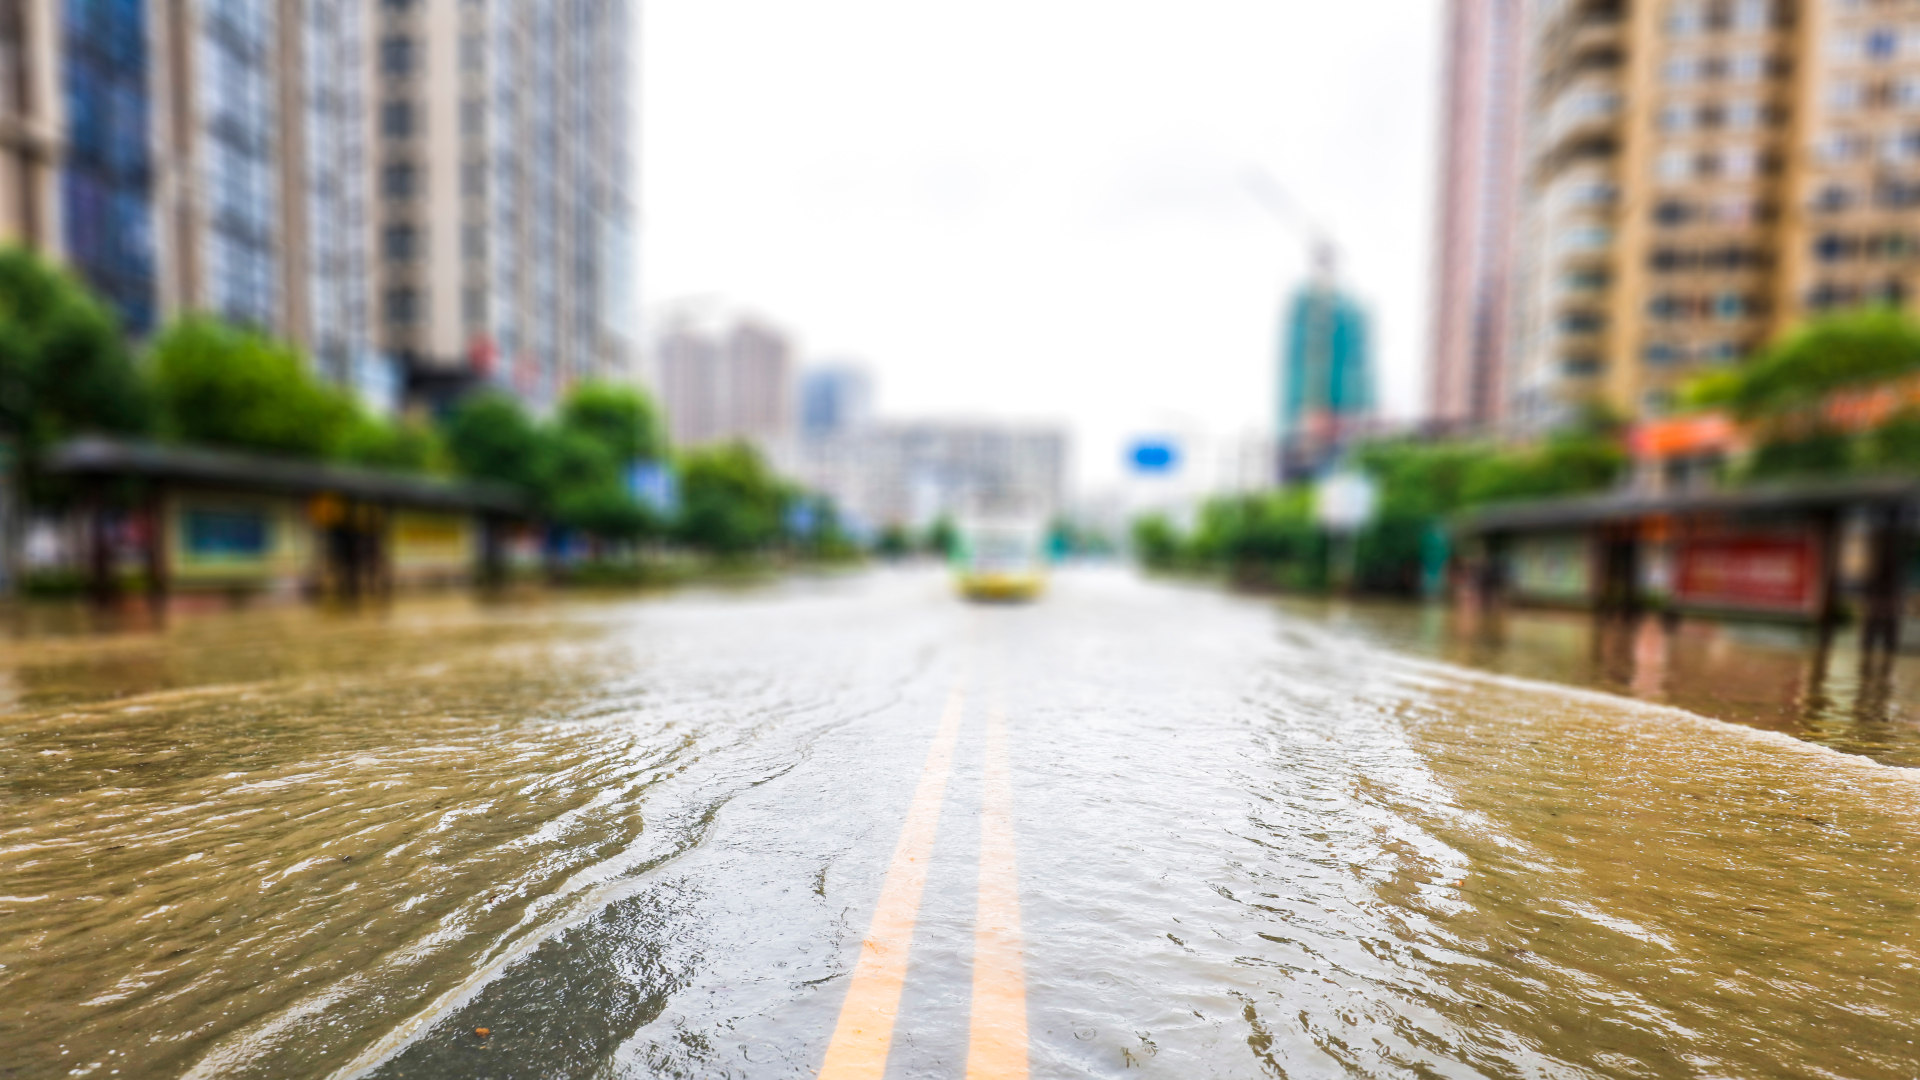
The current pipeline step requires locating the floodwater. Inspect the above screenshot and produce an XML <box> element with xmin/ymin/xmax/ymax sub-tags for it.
<box><xmin>1</xmin><ymin>568</ymin><xmax>1915</xmax><ymax>1079</ymax></box>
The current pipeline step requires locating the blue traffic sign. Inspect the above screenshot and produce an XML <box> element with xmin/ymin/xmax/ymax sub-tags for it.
<box><xmin>1129</xmin><ymin>440</ymin><xmax>1179</xmax><ymax>473</ymax></box>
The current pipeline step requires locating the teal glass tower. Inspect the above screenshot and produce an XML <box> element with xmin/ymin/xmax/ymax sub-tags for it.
<box><xmin>1280</xmin><ymin>284</ymin><xmax>1374</xmax><ymax>439</ymax></box>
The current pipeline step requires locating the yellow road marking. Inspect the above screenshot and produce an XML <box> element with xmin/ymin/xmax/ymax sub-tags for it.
<box><xmin>818</xmin><ymin>689</ymin><xmax>967</xmax><ymax>1080</ymax></box>
<box><xmin>966</xmin><ymin>700</ymin><xmax>1028</xmax><ymax>1079</ymax></box>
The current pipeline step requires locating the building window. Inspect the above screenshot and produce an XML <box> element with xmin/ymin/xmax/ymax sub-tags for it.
<box><xmin>1667</xmin><ymin>2</ymin><xmax>1703</xmax><ymax>35</ymax></box>
<box><xmin>1727</xmin><ymin>51</ymin><xmax>1765</xmax><ymax>82</ymax></box>
<box><xmin>1657</xmin><ymin>148</ymin><xmax>1692</xmax><ymax>180</ymax></box>
<box><xmin>462</xmin><ymin>224</ymin><xmax>485</xmax><ymax>259</ymax></box>
<box><xmin>382</xmin><ymin>161</ymin><xmax>418</xmax><ymax>198</ymax></box>
<box><xmin>1731</xmin><ymin>0</ymin><xmax>1769</xmax><ymax>31</ymax></box>
<box><xmin>381</xmin><ymin>35</ymin><xmax>416</xmax><ymax>76</ymax></box>
<box><xmin>463</xmin><ymin>287</ymin><xmax>485</xmax><ymax>324</ymax></box>
<box><xmin>1723</xmin><ymin>145</ymin><xmax>1757</xmax><ymax>178</ymax></box>
<box><xmin>1655</xmin><ymin>199</ymin><xmax>1690</xmax><ymax>226</ymax></box>
<box><xmin>1714</xmin><ymin>292</ymin><xmax>1746</xmax><ymax>320</ymax></box>
<box><xmin>383</xmin><ymin>224</ymin><xmax>418</xmax><ymax>261</ymax></box>
<box><xmin>385</xmin><ymin>287</ymin><xmax>420</xmax><ymax>325</ymax></box>
<box><xmin>1867</xmin><ymin>27</ymin><xmax>1898</xmax><ymax>61</ymax></box>
<box><xmin>1724</xmin><ymin>99</ymin><xmax>1762</xmax><ymax>129</ymax></box>
<box><xmin>381</xmin><ymin>99</ymin><xmax>415</xmax><ymax>138</ymax></box>
<box><xmin>461</xmin><ymin>98</ymin><xmax>483</xmax><ymax>137</ymax></box>
<box><xmin>1815</xmin><ymin>233</ymin><xmax>1856</xmax><ymax>261</ymax></box>
<box><xmin>1562</xmin><ymin>356</ymin><xmax>1602</xmax><ymax>377</ymax></box>
<box><xmin>461</xmin><ymin>32</ymin><xmax>483</xmax><ymax>72</ymax></box>
<box><xmin>1659</xmin><ymin>104</ymin><xmax>1692</xmax><ymax>132</ymax></box>
<box><xmin>462</xmin><ymin>161</ymin><xmax>485</xmax><ymax>196</ymax></box>
<box><xmin>1644</xmin><ymin>343</ymin><xmax>1681</xmax><ymax>366</ymax></box>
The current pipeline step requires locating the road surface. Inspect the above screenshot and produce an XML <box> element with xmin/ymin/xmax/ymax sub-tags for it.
<box><xmin>3</xmin><ymin>568</ymin><xmax>1917</xmax><ymax>1078</ymax></box>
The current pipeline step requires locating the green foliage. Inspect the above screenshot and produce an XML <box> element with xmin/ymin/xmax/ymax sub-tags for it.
<box><xmin>443</xmin><ymin>385</ymin><xmax>663</xmax><ymax>541</ymax></box>
<box><xmin>923</xmin><ymin>516</ymin><xmax>958</xmax><ymax>558</ymax></box>
<box><xmin>1130</xmin><ymin>427</ymin><xmax>1626</xmax><ymax>594</ymax></box>
<box><xmin>1459</xmin><ymin>433</ymin><xmax>1625</xmax><ymax>506</ymax></box>
<box><xmin>558</xmin><ymin>380</ymin><xmax>666</xmax><ymax>463</ymax></box>
<box><xmin>1720</xmin><ymin>308</ymin><xmax>1920</xmax><ymax>419</ymax></box>
<box><xmin>337</xmin><ymin>412</ymin><xmax>448</xmax><ymax>473</ymax></box>
<box><xmin>874</xmin><ymin>524</ymin><xmax>913</xmax><ymax>559</ymax></box>
<box><xmin>1868</xmin><ymin>408</ymin><xmax>1920</xmax><ymax>469</ymax></box>
<box><xmin>675</xmin><ymin>441</ymin><xmax>787</xmax><ymax>556</ymax></box>
<box><xmin>150</xmin><ymin>316</ymin><xmax>358</xmax><ymax>457</ymax></box>
<box><xmin>1130</xmin><ymin>514</ymin><xmax>1182</xmax><ymax>570</ymax></box>
<box><xmin>444</xmin><ymin>391</ymin><xmax>545</xmax><ymax>490</ymax></box>
<box><xmin>1747</xmin><ymin>428</ymin><xmax>1857</xmax><ymax>480</ymax></box>
<box><xmin>0</xmin><ymin>247</ymin><xmax>152</xmax><ymax>461</ymax></box>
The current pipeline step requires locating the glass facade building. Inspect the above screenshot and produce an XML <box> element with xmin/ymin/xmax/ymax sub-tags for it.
<box><xmin>61</xmin><ymin>0</ymin><xmax>156</xmax><ymax>333</ymax></box>
<box><xmin>196</xmin><ymin>0</ymin><xmax>278</xmax><ymax>328</ymax></box>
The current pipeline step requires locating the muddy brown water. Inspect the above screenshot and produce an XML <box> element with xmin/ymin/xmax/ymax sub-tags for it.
<box><xmin>1</xmin><ymin>569</ymin><xmax>1915</xmax><ymax>1078</ymax></box>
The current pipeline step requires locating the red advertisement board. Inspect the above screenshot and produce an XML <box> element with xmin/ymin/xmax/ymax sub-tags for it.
<box><xmin>1674</xmin><ymin>534</ymin><xmax>1821</xmax><ymax>614</ymax></box>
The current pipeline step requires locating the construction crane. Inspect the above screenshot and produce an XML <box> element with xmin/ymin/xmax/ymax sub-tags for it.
<box><xmin>1240</xmin><ymin>165</ymin><xmax>1350</xmax><ymax>475</ymax></box>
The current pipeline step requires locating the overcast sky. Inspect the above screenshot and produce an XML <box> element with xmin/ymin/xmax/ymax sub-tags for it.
<box><xmin>640</xmin><ymin>0</ymin><xmax>1442</xmax><ymax>489</ymax></box>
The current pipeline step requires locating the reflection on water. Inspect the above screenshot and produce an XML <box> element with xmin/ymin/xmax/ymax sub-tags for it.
<box><xmin>1284</xmin><ymin>597</ymin><xmax>1920</xmax><ymax>768</ymax></box>
<box><xmin>1</xmin><ymin>573</ymin><xmax>1917</xmax><ymax>1079</ymax></box>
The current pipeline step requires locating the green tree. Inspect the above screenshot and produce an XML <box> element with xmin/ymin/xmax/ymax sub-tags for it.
<box><xmin>558</xmin><ymin>380</ymin><xmax>666</xmax><ymax>463</ymax></box>
<box><xmin>874</xmin><ymin>524</ymin><xmax>913</xmax><ymax>559</ymax></box>
<box><xmin>149</xmin><ymin>315</ymin><xmax>356</xmax><ymax>457</ymax></box>
<box><xmin>675</xmin><ymin>441</ymin><xmax>786</xmax><ymax>556</ymax></box>
<box><xmin>1868</xmin><ymin>408</ymin><xmax>1920</xmax><ymax>470</ymax></box>
<box><xmin>444</xmin><ymin>390</ymin><xmax>545</xmax><ymax>490</ymax></box>
<box><xmin>337</xmin><ymin>412</ymin><xmax>449</xmax><ymax>473</ymax></box>
<box><xmin>0</xmin><ymin>247</ymin><xmax>152</xmax><ymax>463</ymax></box>
<box><xmin>1714</xmin><ymin>308</ymin><xmax>1920</xmax><ymax>419</ymax></box>
<box><xmin>1459</xmin><ymin>432</ymin><xmax>1625</xmax><ymax>506</ymax></box>
<box><xmin>923</xmin><ymin>515</ymin><xmax>958</xmax><ymax>558</ymax></box>
<box><xmin>1130</xmin><ymin>514</ymin><xmax>1183</xmax><ymax>570</ymax></box>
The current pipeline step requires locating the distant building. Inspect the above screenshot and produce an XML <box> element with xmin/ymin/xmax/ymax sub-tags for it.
<box><xmin>799</xmin><ymin>364</ymin><xmax>874</xmax><ymax>439</ymax></box>
<box><xmin>654</xmin><ymin>315</ymin><xmax>796</xmax><ymax>448</ymax></box>
<box><xmin>1428</xmin><ymin>0</ymin><xmax>1527</xmax><ymax>434</ymax></box>
<box><xmin>1279</xmin><ymin>277</ymin><xmax>1374</xmax><ymax>477</ymax></box>
<box><xmin>798</xmin><ymin>420</ymin><xmax>1068</xmax><ymax>533</ymax></box>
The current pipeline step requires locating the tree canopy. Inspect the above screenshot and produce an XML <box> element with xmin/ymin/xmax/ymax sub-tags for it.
<box><xmin>0</xmin><ymin>247</ymin><xmax>151</xmax><ymax>461</ymax></box>
<box><xmin>1697</xmin><ymin>308</ymin><xmax>1920</xmax><ymax>419</ymax></box>
<box><xmin>149</xmin><ymin>316</ymin><xmax>359</xmax><ymax>457</ymax></box>
<box><xmin>675</xmin><ymin>441</ymin><xmax>787</xmax><ymax>556</ymax></box>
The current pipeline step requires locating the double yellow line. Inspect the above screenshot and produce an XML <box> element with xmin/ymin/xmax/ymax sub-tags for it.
<box><xmin>818</xmin><ymin>689</ymin><xmax>1028</xmax><ymax>1079</ymax></box>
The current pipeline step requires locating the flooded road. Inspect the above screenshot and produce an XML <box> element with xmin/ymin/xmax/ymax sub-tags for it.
<box><xmin>3</xmin><ymin>569</ymin><xmax>1917</xmax><ymax>1078</ymax></box>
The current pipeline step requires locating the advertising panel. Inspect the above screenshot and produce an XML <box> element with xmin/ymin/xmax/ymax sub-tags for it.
<box><xmin>1510</xmin><ymin>533</ymin><xmax>1592</xmax><ymax>603</ymax></box>
<box><xmin>1673</xmin><ymin>533</ymin><xmax>1820</xmax><ymax>615</ymax></box>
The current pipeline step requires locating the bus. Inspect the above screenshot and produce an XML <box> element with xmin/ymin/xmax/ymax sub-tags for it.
<box><xmin>953</xmin><ymin>518</ymin><xmax>1048</xmax><ymax>602</ymax></box>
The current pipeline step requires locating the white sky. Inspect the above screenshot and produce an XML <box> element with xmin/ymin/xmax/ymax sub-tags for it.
<box><xmin>640</xmin><ymin>0</ymin><xmax>1441</xmax><ymax>490</ymax></box>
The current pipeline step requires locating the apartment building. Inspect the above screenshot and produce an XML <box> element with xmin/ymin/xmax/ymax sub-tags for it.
<box><xmin>0</xmin><ymin>0</ymin><xmax>633</xmax><ymax>413</ymax></box>
<box><xmin>1430</xmin><ymin>0</ymin><xmax>1529</xmax><ymax>432</ymax></box>
<box><xmin>1504</xmin><ymin>0</ymin><xmax>1920</xmax><ymax>429</ymax></box>
<box><xmin>371</xmin><ymin>0</ymin><xmax>636</xmax><ymax>408</ymax></box>
<box><xmin>653</xmin><ymin>314</ymin><xmax>796</xmax><ymax>449</ymax></box>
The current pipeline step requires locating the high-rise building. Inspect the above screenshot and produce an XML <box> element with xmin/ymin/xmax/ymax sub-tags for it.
<box><xmin>1279</xmin><ymin>273</ymin><xmax>1374</xmax><ymax>476</ymax></box>
<box><xmin>1430</xmin><ymin>0</ymin><xmax>1529</xmax><ymax>433</ymax></box>
<box><xmin>653</xmin><ymin>315</ymin><xmax>796</xmax><ymax>448</ymax></box>
<box><xmin>1504</xmin><ymin>0</ymin><xmax>1894</xmax><ymax>429</ymax></box>
<box><xmin>154</xmin><ymin>0</ymin><xmax>284</xmax><ymax>330</ymax></box>
<box><xmin>371</xmin><ymin>0</ymin><xmax>636</xmax><ymax>409</ymax></box>
<box><xmin>0</xmin><ymin>0</ymin><xmax>159</xmax><ymax>333</ymax></box>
